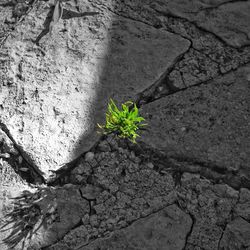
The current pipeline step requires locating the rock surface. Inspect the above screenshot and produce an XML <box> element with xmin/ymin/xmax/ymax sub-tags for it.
<box><xmin>0</xmin><ymin>0</ymin><xmax>189</xmax><ymax>179</ymax></box>
<box><xmin>140</xmin><ymin>65</ymin><xmax>250</xmax><ymax>172</ymax></box>
<box><xmin>219</xmin><ymin>217</ymin><xmax>250</xmax><ymax>249</ymax></box>
<box><xmin>151</xmin><ymin>0</ymin><xmax>250</xmax><ymax>48</ymax></box>
<box><xmin>79</xmin><ymin>204</ymin><xmax>192</xmax><ymax>250</ymax></box>
<box><xmin>0</xmin><ymin>144</ymin><xmax>34</xmax><ymax>250</ymax></box>
<box><xmin>177</xmin><ymin>173</ymin><xmax>239</xmax><ymax>250</ymax></box>
<box><xmin>1</xmin><ymin>184</ymin><xmax>89</xmax><ymax>250</ymax></box>
<box><xmin>0</xmin><ymin>0</ymin><xmax>250</xmax><ymax>249</ymax></box>
<box><xmin>234</xmin><ymin>188</ymin><xmax>250</xmax><ymax>222</ymax></box>
<box><xmin>47</xmin><ymin>139</ymin><xmax>176</xmax><ymax>249</ymax></box>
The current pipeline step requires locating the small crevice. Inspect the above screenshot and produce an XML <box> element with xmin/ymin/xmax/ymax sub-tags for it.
<box><xmin>41</xmin><ymin>219</ymin><xmax>84</xmax><ymax>250</ymax></box>
<box><xmin>184</xmin><ymin>213</ymin><xmax>195</xmax><ymax>250</ymax></box>
<box><xmin>73</xmin><ymin>202</ymin><xmax>177</xmax><ymax>250</ymax></box>
<box><xmin>151</xmin><ymin>6</ymin><xmax>240</xmax><ymax>50</ymax></box>
<box><xmin>135</xmin><ymin>56</ymin><xmax>250</xmax><ymax>107</ymax></box>
<box><xmin>78</xmin><ymin>187</ymin><xmax>93</xmax><ymax>216</ymax></box>
<box><xmin>129</xmin><ymin>142</ymin><xmax>250</xmax><ymax>191</ymax></box>
<box><xmin>184</xmin><ymin>0</ymin><xmax>250</xmax><ymax>15</ymax></box>
<box><xmin>0</xmin><ymin>121</ymin><xmax>45</xmax><ymax>184</ymax></box>
<box><xmin>47</xmin><ymin>136</ymin><xmax>103</xmax><ymax>186</ymax></box>
<box><xmin>99</xmin><ymin>2</ymin><xmax>193</xmax><ymax>48</ymax></box>
<box><xmin>172</xmin><ymin>201</ymin><xmax>195</xmax><ymax>250</ymax></box>
<box><xmin>135</xmin><ymin>39</ymin><xmax>192</xmax><ymax>107</ymax></box>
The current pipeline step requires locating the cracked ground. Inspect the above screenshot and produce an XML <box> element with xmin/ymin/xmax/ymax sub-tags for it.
<box><xmin>0</xmin><ymin>0</ymin><xmax>250</xmax><ymax>249</ymax></box>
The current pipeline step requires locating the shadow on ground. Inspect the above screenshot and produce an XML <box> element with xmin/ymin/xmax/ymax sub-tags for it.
<box><xmin>1</xmin><ymin>188</ymin><xmax>48</xmax><ymax>249</ymax></box>
<box><xmin>0</xmin><ymin>183</ymin><xmax>89</xmax><ymax>249</ymax></box>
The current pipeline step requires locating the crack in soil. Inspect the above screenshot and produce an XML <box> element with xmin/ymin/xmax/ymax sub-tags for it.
<box><xmin>72</xmin><ymin>202</ymin><xmax>177</xmax><ymax>250</ymax></box>
<box><xmin>216</xmin><ymin>191</ymin><xmax>241</xmax><ymax>249</ymax></box>
<box><xmin>128</xmin><ymin>142</ymin><xmax>250</xmax><ymax>191</ymax></box>
<box><xmin>151</xmin><ymin>6</ymin><xmax>239</xmax><ymax>50</ymax></box>
<box><xmin>182</xmin><ymin>210</ymin><xmax>195</xmax><ymax>250</ymax></box>
<box><xmin>136</xmin><ymin>56</ymin><xmax>250</xmax><ymax>107</ymax></box>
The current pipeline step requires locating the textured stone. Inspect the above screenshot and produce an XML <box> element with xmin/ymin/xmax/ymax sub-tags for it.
<box><xmin>234</xmin><ymin>188</ymin><xmax>250</xmax><ymax>222</ymax></box>
<box><xmin>152</xmin><ymin>0</ymin><xmax>250</xmax><ymax>48</ymax></box>
<box><xmin>48</xmin><ymin>142</ymin><xmax>176</xmax><ymax>249</ymax></box>
<box><xmin>79</xmin><ymin>204</ymin><xmax>192</xmax><ymax>250</ymax></box>
<box><xmin>0</xmin><ymin>160</ymin><xmax>34</xmax><ymax>250</ymax></box>
<box><xmin>97</xmin><ymin>140</ymin><xmax>111</xmax><ymax>152</ymax></box>
<box><xmin>18</xmin><ymin>186</ymin><xmax>89</xmax><ymax>249</ymax></box>
<box><xmin>0</xmin><ymin>128</ymin><xmax>18</xmax><ymax>156</ymax></box>
<box><xmin>1</xmin><ymin>181</ymin><xmax>89</xmax><ymax>249</ymax></box>
<box><xmin>169</xmin><ymin>48</ymin><xmax>219</xmax><ymax>88</ymax></box>
<box><xmin>219</xmin><ymin>217</ymin><xmax>250</xmax><ymax>249</ymax></box>
<box><xmin>0</xmin><ymin>0</ymin><xmax>189</xmax><ymax>180</ymax></box>
<box><xmin>178</xmin><ymin>173</ymin><xmax>239</xmax><ymax>250</ymax></box>
<box><xmin>141</xmin><ymin>65</ymin><xmax>250</xmax><ymax>171</ymax></box>
<box><xmin>80</xmin><ymin>184</ymin><xmax>103</xmax><ymax>200</ymax></box>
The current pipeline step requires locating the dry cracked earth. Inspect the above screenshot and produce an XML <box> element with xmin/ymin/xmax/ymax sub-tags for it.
<box><xmin>0</xmin><ymin>0</ymin><xmax>250</xmax><ymax>249</ymax></box>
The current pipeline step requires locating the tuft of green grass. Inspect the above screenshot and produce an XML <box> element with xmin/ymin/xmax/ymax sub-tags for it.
<box><xmin>97</xmin><ymin>99</ymin><xmax>147</xmax><ymax>143</ymax></box>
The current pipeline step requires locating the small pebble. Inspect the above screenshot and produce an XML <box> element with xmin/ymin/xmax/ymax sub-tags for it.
<box><xmin>18</xmin><ymin>155</ymin><xmax>23</xmax><ymax>164</ymax></box>
<box><xmin>0</xmin><ymin>152</ymin><xmax>10</xmax><ymax>159</ymax></box>
<box><xmin>19</xmin><ymin>167</ymin><xmax>29</xmax><ymax>172</ymax></box>
<box><xmin>85</xmin><ymin>152</ymin><xmax>95</xmax><ymax>162</ymax></box>
<box><xmin>97</xmin><ymin>141</ymin><xmax>111</xmax><ymax>152</ymax></box>
<box><xmin>82</xmin><ymin>214</ymin><xmax>90</xmax><ymax>224</ymax></box>
<box><xmin>89</xmin><ymin>214</ymin><xmax>99</xmax><ymax>227</ymax></box>
<box><xmin>146</xmin><ymin>162</ymin><xmax>154</xmax><ymax>169</ymax></box>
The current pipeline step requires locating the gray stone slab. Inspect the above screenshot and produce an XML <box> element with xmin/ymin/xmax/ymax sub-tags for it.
<box><xmin>0</xmin><ymin>0</ymin><xmax>190</xmax><ymax>179</ymax></box>
<box><xmin>152</xmin><ymin>0</ymin><xmax>250</xmax><ymax>47</ymax></box>
<box><xmin>140</xmin><ymin>65</ymin><xmax>250</xmax><ymax>171</ymax></box>
<box><xmin>234</xmin><ymin>188</ymin><xmax>250</xmax><ymax>222</ymax></box>
<box><xmin>79</xmin><ymin>204</ymin><xmax>192</xmax><ymax>250</ymax></box>
<box><xmin>178</xmin><ymin>173</ymin><xmax>239</xmax><ymax>250</ymax></box>
<box><xmin>219</xmin><ymin>217</ymin><xmax>250</xmax><ymax>249</ymax></box>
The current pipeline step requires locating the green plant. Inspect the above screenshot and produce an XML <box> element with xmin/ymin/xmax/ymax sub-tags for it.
<box><xmin>97</xmin><ymin>99</ymin><xmax>147</xmax><ymax>143</ymax></box>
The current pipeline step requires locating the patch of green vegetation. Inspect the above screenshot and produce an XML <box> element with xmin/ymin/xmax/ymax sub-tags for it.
<box><xmin>97</xmin><ymin>99</ymin><xmax>147</xmax><ymax>143</ymax></box>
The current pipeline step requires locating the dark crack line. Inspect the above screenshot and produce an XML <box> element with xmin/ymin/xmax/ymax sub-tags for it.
<box><xmin>179</xmin><ymin>70</ymin><xmax>187</xmax><ymax>88</ymax></box>
<box><xmin>136</xmin><ymin>39</ymin><xmax>192</xmax><ymax>107</ymax></box>
<box><xmin>41</xmin><ymin>217</ymin><xmax>85</xmax><ymax>250</ymax></box>
<box><xmin>190</xmin><ymin>45</ymin><xmax>250</xmax><ymax>75</ymax></box>
<box><xmin>151</xmin><ymin>6</ymin><xmax>246</xmax><ymax>50</ymax></box>
<box><xmin>138</xmin><ymin>58</ymin><xmax>250</xmax><ymax>107</ymax></box>
<box><xmin>130</xmin><ymin>142</ymin><xmax>250</xmax><ymax>191</ymax></box>
<box><xmin>217</xmin><ymin>191</ymin><xmax>241</xmax><ymax>249</ymax></box>
<box><xmin>73</xmin><ymin>202</ymin><xmax>177</xmax><ymax>250</ymax></box>
<box><xmin>191</xmin><ymin>46</ymin><xmax>221</xmax><ymax>66</ymax></box>
<box><xmin>180</xmin><ymin>208</ymin><xmax>195</xmax><ymax>250</ymax></box>
<box><xmin>217</xmin><ymin>223</ymin><xmax>227</xmax><ymax>250</ymax></box>
<box><xmin>94</xmin><ymin>1</ymin><xmax>204</xmax><ymax>46</ymax></box>
<box><xmin>47</xmin><ymin>136</ymin><xmax>103</xmax><ymax>186</ymax></box>
<box><xmin>172</xmin><ymin>160</ymin><xmax>249</xmax><ymax>191</ymax></box>
<box><xmin>97</xmin><ymin>2</ymin><xmax>193</xmax><ymax>44</ymax></box>
<box><xmin>78</xmin><ymin>188</ymin><xmax>92</xmax><ymax>216</ymax></box>
<box><xmin>0</xmin><ymin>121</ymin><xmax>45</xmax><ymax>184</ymax></box>
<box><xmin>184</xmin><ymin>0</ymin><xmax>250</xmax><ymax>14</ymax></box>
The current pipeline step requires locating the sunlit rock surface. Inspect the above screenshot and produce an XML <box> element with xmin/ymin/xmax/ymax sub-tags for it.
<box><xmin>0</xmin><ymin>0</ymin><xmax>189</xmax><ymax>179</ymax></box>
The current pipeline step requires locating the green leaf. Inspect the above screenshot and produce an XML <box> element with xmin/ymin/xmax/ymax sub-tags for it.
<box><xmin>97</xmin><ymin>99</ymin><xmax>147</xmax><ymax>143</ymax></box>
